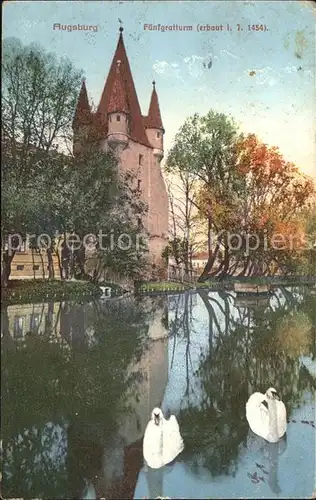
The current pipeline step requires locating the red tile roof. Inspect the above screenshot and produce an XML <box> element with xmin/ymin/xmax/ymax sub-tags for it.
<box><xmin>192</xmin><ymin>251</ymin><xmax>209</xmax><ymax>260</ymax></box>
<box><xmin>97</xmin><ymin>28</ymin><xmax>152</xmax><ymax>148</ymax></box>
<box><xmin>145</xmin><ymin>81</ymin><xmax>164</xmax><ymax>130</ymax></box>
<box><xmin>107</xmin><ymin>61</ymin><xmax>129</xmax><ymax>114</ymax></box>
<box><xmin>72</xmin><ymin>79</ymin><xmax>91</xmax><ymax>128</ymax></box>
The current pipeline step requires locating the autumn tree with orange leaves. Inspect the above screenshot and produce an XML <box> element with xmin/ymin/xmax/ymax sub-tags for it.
<box><xmin>167</xmin><ymin>112</ymin><xmax>315</xmax><ymax>280</ymax></box>
<box><xmin>234</xmin><ymin>133</ymin><xmax>315</xmax><ymax>276</ymax></box>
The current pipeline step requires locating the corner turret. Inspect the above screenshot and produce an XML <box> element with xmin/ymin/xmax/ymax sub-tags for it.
<box><xmin>145</xmin><ymin>81</ymin><xmax>164</xmax><ymax>161</ymax></box>
<box><xmin>72</xmin><ymin>79</ymin><xmax>92</xmax><ymax>155</ymax></box>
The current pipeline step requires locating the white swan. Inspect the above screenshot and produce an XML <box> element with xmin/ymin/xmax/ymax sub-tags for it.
<box><xmin>246</xmin><ymin>388</ymin><xmax>287</xmax><ymax>442</ymax></box>
<box><xmin>143</xmin><ymin>408</ymin><xmax>184</xmax><ymax>469</ymax></box>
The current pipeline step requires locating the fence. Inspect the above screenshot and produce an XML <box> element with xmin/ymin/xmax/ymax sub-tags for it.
<box><xmin>167</xmin><ymin>266</ymin><xmax>199</xmax><ymax>283</ymax></box>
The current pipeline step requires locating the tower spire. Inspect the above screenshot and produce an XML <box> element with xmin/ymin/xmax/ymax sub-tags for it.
<box><xmin>72</xmin><ymin>78</ymin><xmax>91</xmax><ymax>128</ymax></box>
<box><xmin>97</xmin><ymin>26</ymin><xmax>151</xmax><ymax>147</ymax></box>
<box><xmin>146</xmin><ymin>81</ymin><xmax>164</xmax><ymax>130</ymax></box>
<box><xmin>108</xmin><ymin>58</ymin><xmax>129</xmax><ymax>114</ymax></box>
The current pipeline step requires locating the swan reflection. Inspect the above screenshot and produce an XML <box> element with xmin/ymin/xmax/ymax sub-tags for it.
<box><xmin>246</xmin><ymin>429</ymin><xmax>287</xmax><ymax>495</ymax></box>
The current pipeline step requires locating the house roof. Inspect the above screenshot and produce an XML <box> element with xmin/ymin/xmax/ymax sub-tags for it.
<box><xmin>192</xmin><ymin>251</ymin><xmax>209</xmax><ymax>260</ymax></box>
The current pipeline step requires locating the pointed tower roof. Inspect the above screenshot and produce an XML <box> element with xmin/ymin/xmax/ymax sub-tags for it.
<box><xmin>145</xmin><ymin>81</ymin><xmax>164</xmax><ymax>130</ymax></box>
<box><xmin>97</xmin><ymin>27</ymin><xmax>151</xmax><ymax>147</ymax></box>
<box><xmin>108</xmin><ymin>60</ymin><xmax>129</xmax><ymax>114</ymax></box>
<box><xmin>72</xmin><ymin>79</ymin><xmax>91</xmax><ymax>128</ymax></box>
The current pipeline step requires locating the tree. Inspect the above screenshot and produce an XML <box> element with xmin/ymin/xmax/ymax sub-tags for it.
<box><xmin>233</xmin><ymin>134</ymin><xmax>315</xmax><ymax>276</ymax></box>
<box><xmin>167</xmin><ymin>111</ymin><xmax>315</xmax><ymax>280</ymax></box>
<box><xmin>1</xmin><ymin>38</ymin><xmax>150</xmax><ymax>286</ymax></box>
<box><xmin>166</xmin><ymin>111</ymin><xmax>244</xmax><ymax>280</ymax></box>
<box><xmin>1</xmin><ymin>37</ymin><xmax>83</xmax><ymax>286</ymax></box>
<box><xmin>165</xmin><ymin>171</ymin><xmax>205</xmax><ymax>278</ymax></box>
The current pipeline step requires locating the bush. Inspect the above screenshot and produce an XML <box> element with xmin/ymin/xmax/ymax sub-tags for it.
<box><xmin>2</xmin><ymin>279</ymin><xmax>102</xmax><ymax>305</ymax></box>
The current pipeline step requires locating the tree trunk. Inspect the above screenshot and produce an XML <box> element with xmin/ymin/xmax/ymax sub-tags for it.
<box><xmin>218</xmin><ymin>243</ymin><xmax>230</xmax><ymax>279</ymax></box>
<box><xmin>198</xmin><ymin>234</ymin><xmax>220</xmax><ymax>282</ymax></box>
<box><xmin>74</xmin><ymin>246</ymin><xmax>86</xmax><ymax>278</ymax></box>
<box><xmin>247</xmin><ymin>262</ymin><xmax>254</xmax><ymax>276</ymax></box>
<box><xmin>47</xmin><ymin>247</ymin><xmax>55</xmax><ymax>279</ymax></box>
<box><xmin>1</xmin><ymin>250</ymin><xmax>15</xmax><ymax>288</ymax></box>
<box><xmin>184</xmin><ymin>239</ymin><xmax>190</xmax><ymax>276</ymax></box>
<box><xmin>238</xmin><ymin>256</ymin><xmax>250</xmax><ymax>276</ymax></box>
<box><xmin>212</xmin><ymin>260</ymin><xmax>224</xmax><ymax>277</ymax></box>
<box><xmin>55</xmin><ymin>244</ymin><xmax>62</xmax><ymax>279</ymax></box>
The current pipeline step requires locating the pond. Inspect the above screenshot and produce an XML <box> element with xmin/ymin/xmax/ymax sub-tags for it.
<box><xmin>1</xmin><ymin>286</ymin><xmax>315</xmax><ymax>499</ymax></box>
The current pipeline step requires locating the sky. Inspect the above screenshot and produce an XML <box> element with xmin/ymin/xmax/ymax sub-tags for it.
<box><xmin>3</xmin><ymin>0</ymin><xmax>316</xmax><ymax>181</ymax></box>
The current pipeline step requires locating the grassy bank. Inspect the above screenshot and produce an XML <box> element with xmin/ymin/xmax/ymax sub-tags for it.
<box><xmin>136</xmin><ymin>281</ymin><xmax>191</xmax><ymax>293</ymax></box>
<box><xmin>137</xmin><ymin>276</ymin><xmax>316</xmax><ymax>295</ymax></box>
<box><xmin>197</xmin><ymin>275</ymin><xmax>316</xmax><ymax>288</ymax></box>
<box><xmin>2</xmin><ymin>279</ymin><xmax>103</xmax><ymax>305</ymax></box>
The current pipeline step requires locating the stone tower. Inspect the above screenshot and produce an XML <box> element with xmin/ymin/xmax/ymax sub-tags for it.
<box><xmin>72</xmin><ymin>27</ymin><xmax>169</xmax><ymax>275</ymax></box>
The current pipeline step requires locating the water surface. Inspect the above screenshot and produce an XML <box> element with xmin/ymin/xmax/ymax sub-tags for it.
<box><xmin>1</xmin><ymin>286</ymin><xmax>315</xmax><ymax>499</ymax></box>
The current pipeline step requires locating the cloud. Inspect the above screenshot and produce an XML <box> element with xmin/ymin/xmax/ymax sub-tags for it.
<box><xmin>281</xmin><ymin>65</ymin><xmax>312</xmax><ymax>76</ymax></box>
<box><xmin>221</xmin><ymin>49</ymin><xmax>239</xmax><ymax>60</ymax></box>
<box><xmin>243</xmin><ymin>64</ymin><xmax>312</xmax><ymax>85</ymax></box>
<box><xmin>245</xmin><ymin>66</ymin><xmax>276</xmax><ymax>85</ymax></box>
<box><xmin>152</xmin><ymin>60</ymin><xmax>183</xmax><ymax>81</ymax></box>
<box><xmin>282</xmin><ymin>65</ymin><xmax>299</xmax><ymax>74</ymax></box>
<box><xmin>153</xmin><ymin>54</ymin><xmax>213</xmax><ymax>80</ymax></box>
<box><xmin>153</xmin><ymin>60</ymin><xmax>169</xmax><ymax>74</ymax></box>
<box><xmin>183</xmin><ymin>55</ymin><xmax>204</xmax><ymax>78</ymax></box>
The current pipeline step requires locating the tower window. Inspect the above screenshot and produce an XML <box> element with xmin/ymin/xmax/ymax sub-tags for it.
<box><xmin>139</xmin><ymin>154</ymin><xmax>143</xmax><ymax>165</ymax></box>
<box><xmin>157</xmin><ymin>132</ymin><xmax>160</xmax><ymax>138</ymax></box>
<box><xmin>137</xmin><ymin>217</ymin><xmax>142</xmax><ymax>228</ymax></box>
<box><xmin>116</xmin><ymin>115</ymin><xmax>121</xmax><ymax>122</ymax></box>
<box><xmin>137</xmin><ymin>179</ymin><xmax>141</xmax><ymax>190</ymax></box>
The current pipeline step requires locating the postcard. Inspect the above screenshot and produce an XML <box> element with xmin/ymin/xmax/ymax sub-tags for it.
<box><xmin>2</xmin><ymin>1</ymin><xmax>315</xmax><ymax>499</ymax></box>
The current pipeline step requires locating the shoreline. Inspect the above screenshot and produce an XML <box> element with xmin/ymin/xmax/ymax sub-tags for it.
<box><xmin>2</xmin><ymin>277</ymin><xmax>315</xmax><ymax>306</ymax></box>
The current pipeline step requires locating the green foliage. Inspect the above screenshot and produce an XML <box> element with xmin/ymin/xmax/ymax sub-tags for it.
<box><xmin>1</xmin><ymin>38</ymin><xmax>149</xmax><ymax>285</ymax></box>
<box><xmin>165</xmin><ymin>237</ymin><xmax>188</xmax><ymax>266</ymax></box>
<box><xmin>167</xmin><ymin>111</ymin><xmax>242</xmax><ymax>204</ymax></box>
<box><xmin>166</xmin><ymin>110</ymin><xmax>315</xmax><ymax>280</ymax></box>
<box><xmin>2</xmin><ymin>279</ymin><xmax>102</xmax><ymax>305</ymax></box>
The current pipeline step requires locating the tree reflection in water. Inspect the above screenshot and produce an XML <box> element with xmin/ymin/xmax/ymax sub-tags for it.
<box><xmin>1</xmin><ymin>296</ymin><xmax>166</xmax><ymax>499</ymax></box>
<box><xmin>173</xmin><ymin>287</ymin><xmax>315</xmax><ymax>483</ymax></box>
<box><xmin>1</xmin><ymin>287</ymin><xmax>315</xmax><ymax>499</ymax></box>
